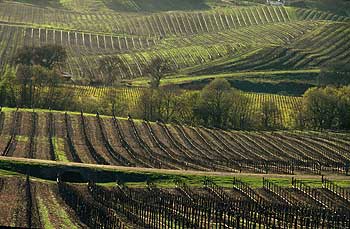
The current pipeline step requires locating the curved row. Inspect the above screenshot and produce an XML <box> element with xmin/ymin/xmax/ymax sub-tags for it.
<box><xmin>0</xmin><ymin>110</ymin><xmax>349</xmax><ymax>174</ymax></box>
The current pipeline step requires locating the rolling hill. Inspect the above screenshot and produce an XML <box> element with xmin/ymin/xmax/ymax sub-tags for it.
<box><xmin>0</xmin><ymin>0</ymin><xmax>349</xmax><ymax>84</ymax></box>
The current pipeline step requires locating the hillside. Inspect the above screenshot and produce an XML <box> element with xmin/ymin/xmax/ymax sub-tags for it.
<box><xmin>0</xmin><ymin>1</ymin><xmax>350</xmax><ymax>227</ymax></box>
<box><xmin>0</xmin><ymin>109</ymin><xmax>349</xmax><ymax>174</ymax></box>
<box><xmin>0</xmin><ymin>174</ymin><xmax>349</xmax><ymax>228</ymax></box>
<box><xmin>7</xmin><ymin>0</ymin><xmax>220</xmax><ymax>12</ymax></box>
<box><xmin>0</xmin><ymin>0</ymin><xmax>349</xmax><ymax>85</ymax></box>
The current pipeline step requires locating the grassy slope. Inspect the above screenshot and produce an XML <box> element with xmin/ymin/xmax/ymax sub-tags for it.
<box><xmin>2</xmin><ymin>1</ymin><xmax>347</xmax><ymax>84</ymax></box>
<box><xmin>6</xmin><ymin>0</ymin><xmax>63</xmax><ymax>8</ymax></box>
<box><xmin>289</xmin><ymin>0</ymin><xmax>350</xmax><ymax>17</ymax></box>
<box><xmin>102</xmin><ymin>0</ymin><xmax>216</xmax><ymax>12</ymax></box>
<box><xmin>130</xmin><ymin>69</ymin><xmax>320</xmax><ymax>87</ymax></box>
<box><xmin>1</xmin><ymin>1</ymin><xmax>348</xmax><ymax>91</ymax></box>
<box><xmin>1</xmin><ymin>156</ymin><xmax>350</xmax><ymax>188</ymax></box>
<box><xmin>7</xmin><ymin>0</ymin><xmax>223</xmax><ymax>12</ymax></box>
<box><xmin>230</xmin><ymin>0</ymin><xmax>350</xmax><ymax>16</ymax></box>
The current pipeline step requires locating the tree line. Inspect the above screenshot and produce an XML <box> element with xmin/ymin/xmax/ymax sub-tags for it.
<box><xmin>131</xmin><ymin>80</ymin><xmax>350</xmax><ymax>131</ymax></box>
<box><xmin>296</xmin><ymin>86</ymin><xmax>350</xmax><ymax>130</ymax></box>
<box><xmin>0</xmin><ymin>45</ymin><xmax>349</xmax><ymax>131</ymax></box>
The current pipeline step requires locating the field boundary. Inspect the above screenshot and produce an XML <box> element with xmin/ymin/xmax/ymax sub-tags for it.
<box><xmin>1</xmin><ymin>156</ymin><xmax>349</xmax><ymax>183</ymax></box>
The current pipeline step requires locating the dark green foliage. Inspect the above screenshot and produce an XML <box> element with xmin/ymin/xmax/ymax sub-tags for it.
<box><xmin>193</xmin><ymin>79</ymin><xmax>233</xmax><ymax>128</ymax></box>
<box><xmin>290</xmin><ymin>0</ymin><xmax>350</xmax><ymax>17</ymax></box>
<box><xmin>229</xmin><ymin>80</ymin><xmax>313</xmax><ymax>96</ymax></box>
<box><xmin>298</xmin><ymin>86</ymin><xmax>350</xmax><ymax>130</ymax></box>
<box><xmin>192</xmin><ymin>79</ymin><xmax>255</xmax><ymax>129</ymax></box>
<box><xmin>177</xmin><ymin>73</ymin><xmax>318</xmax><ymax>96</ymax></box>
<box><xmin>0</xmin><ymin>66</ymin><xmax>17</xmax><ymax>107</ymax></box>
<box><xmin>13</xmin><ymin>45</ymin><xmax>66</xmax><ymax>69</ymax></box>
<box><xmin>15</xmin><ymin>65</ymin><xmax>65</xmax><ymax>108</ymax></box>
<box><xmin>9</xmin><ymin>45</ymin><xmax>69</xmax><ymax>108</ymax></box>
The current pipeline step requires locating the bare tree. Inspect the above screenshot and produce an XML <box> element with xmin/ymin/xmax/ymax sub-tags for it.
<box><xmin>144</xmin><ymin>57</ymin><xmax>174</xmax><ymax>88</ymax></box>
<box><xmin>13</xmin><ymin>45</ymin><xmax>66</xmax><ymax>69</ymax></box>
<box><xmin>99</xmin><ymin>56</ymin><xmax>128</xmax><ymax>84</ymax></box>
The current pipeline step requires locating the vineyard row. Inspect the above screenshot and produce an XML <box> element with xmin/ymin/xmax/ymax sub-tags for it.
<box><xmin>0</xmin><ymin>110</ymin><xmax>349</xmax><ymax>174</ymax></box>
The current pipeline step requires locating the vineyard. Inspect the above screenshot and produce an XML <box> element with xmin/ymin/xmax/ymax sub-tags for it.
<box><xmin>1</xmin><ymin>0</ymin><xmax>350</xmax><ymax>227</ymax></box>
<box><xmin>66</xmin><ymin>86</ymin><xmax>302</xmax><ymax>127</ymax></box>
<box><xmin>0</xmin><ymin>109</ymin><xmax>349</xmax><ymax>174</ymax></box>
<box><xmin>0</xmin><ymin>175</ymin><xmax>349</xmax><ymax>228</ymax></box>
<box><xmin>195</xmin><ymin>22</ymin><xmax>350</xmax><ymax>75</ymax></box>
<box><xmin>0</xmin><ymin>1</ymin><xmax>349</xmax><ymax>82</ymax></box>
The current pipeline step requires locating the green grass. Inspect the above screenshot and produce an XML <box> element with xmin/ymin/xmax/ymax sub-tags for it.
<box><xmin>107</xmin><ymin>175</ymin><xmax>350</xmax><ymax>188</ymax></box>
<box><xmin>37</xmin><ymin>193</ymin><xmax>78</xmax><ymax>229</ymax></box>
<box><xmin>1</xmin><ymin>106</ymin><xmax>119</xmax><ymax>120</ymax></box>
<box><xmin>290</xmin><ymin>0</ymin><xmax>350</xmax><ymax>17</ymax></box>
<box><xmin>130</xmin><ymin>69</ymin><xmax>321</xmax><ymax>87</ymax></box>
<box><xmin>0</xmin><ymin>169</ymin><xmax>21</xmax><ymax>176</ymax></box>
<box><xmin>60</xmin><ymin>0</ymin><xmax>215</xmax><ymax>12</ymax></box>
<box><xmin>15</xmin><ymin>135</ymin><xmax>29</xmax><ymax>142</ymax></box>
<box><xmin>50</xmin><ymin>193</ymin><xmax>79</xmax><ymax>229</ymax></box>
<box><xmin>53</xmin><ymin>138</ymin><xmax>69</xmax><ymax>162</ymax></box>
<box><xmin>37</xmin><ymin>197</ymin><xmax>55</xmax><ymax>229</ymax></box>
<box><xmin>1</xmin><ymin>157</ymin><xmax>349</xmax><ymax>188</ymax></box>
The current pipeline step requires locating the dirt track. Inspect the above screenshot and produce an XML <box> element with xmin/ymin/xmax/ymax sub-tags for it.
<box><xmin>1</xmin><ymin>156</ymin><xmax>350</xmax><ymax>181</ymax></box>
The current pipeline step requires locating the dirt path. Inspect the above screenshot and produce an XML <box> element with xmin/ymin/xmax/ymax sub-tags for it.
<box><xmin>1</xmin><ymin>156</ymin><xmax>350</xmax><ymax>181</ymax></box>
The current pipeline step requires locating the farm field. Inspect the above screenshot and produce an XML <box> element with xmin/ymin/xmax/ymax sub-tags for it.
<box><xmin>62</xmin><ymin>85</ymin><xmax>302</xmax><ymax>127</ymax></box>
<box><xmin>0</xmin><ymin>174</ymin><xmax>350</xmax><ymax>228</ymax></box>
<box><xmin>1</xmin><ymin>0</ymin><xmax>350</xmax><ymax>227</ymax></box>
<box><xmin>0</xmin><ymin>0</ymin><xmax>349</xmax><ymax>83</ymax></box>
<box><xmin>0</xmin><ymin>109</ymin><xmax>349</xmax><ymax>175</ymax></box>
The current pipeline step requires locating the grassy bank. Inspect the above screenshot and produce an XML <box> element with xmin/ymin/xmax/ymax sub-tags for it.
<box><xmin>0</xmin><ymin>157</ymin><xmax>349</xmax><ymax>188</ymax></box>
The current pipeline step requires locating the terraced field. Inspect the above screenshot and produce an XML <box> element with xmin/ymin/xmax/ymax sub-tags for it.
<box><xmin>0</xmin><ymin>0</ymin><xmax>349</xmax><ymax>83</ymax></box>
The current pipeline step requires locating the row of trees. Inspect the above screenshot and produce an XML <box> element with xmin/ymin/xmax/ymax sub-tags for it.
<box><xmin>1</xmin><ymin>45</ymin><xmax>349</xmax><ymax>130</ymax></box>
<box><xmin>99</xmin><ymin>55</ymin><xmax>174</xmax><ymax>87</ymax></box>
<box><xmin>131</xmin><ymin>79</ymin><xmax>281</xmax><ymax>130</ymax></box>
<box><xmin>133</xmin><ymin>80</ymin><xmax>350</xmax><ymax>131</ymax></box>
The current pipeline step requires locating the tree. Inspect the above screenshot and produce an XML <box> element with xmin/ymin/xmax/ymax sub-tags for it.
<box><xmin>301</xmin><ymin>87</ymin><xmax>338</xmax><ymax>129</ymax></box>
<box><xmin>193</xmin><ymin>79</ymin><xmax>234</xmax><ymax>128</ymax></box>
<box><xmin>261</xmin><ymin>100</ymin><xmax>280</xmax><ymax>129</ymax></box>
<box><xmin>12</xmin><ymin>45</ymin><xmax>66</xmax><ymax>108</ymax></box>
<box><xmin>98</xmin><ymin>56</ymin><xmax>128</xmax><ymax>84</ymax></box>
<box><xmin>175</xmin><ymin>91</ymin><xmax>199</xmax><ymax>125</ymax></box>
<box><xmin>16</xmin><ymin>64</ymin><xmax>33</xmax><ymax>107</ymax></box>
<box><xmin>228</xmin><ymin>95</ymin><xmax>252</xmax><ymax>129</ymax></box>
<box><xmin>97</xmin><ymin>90</ymin><xmax>129</xmax><ymax>116</ymax></box>
<box><xmin>335</xmin><ymin>86</ymin><xmax>350</xmax><ymax>129</ymax></box>
<box><xmin>157</xmin><ymin>86</ymin><xmax>184</xmax><ymax>122</ymax></box>
<box><xmin>135</xmin><ymin>89</ymin><xmax>162</xmax><ymax>121</ymax></box>
<box><xmin>297</xmin><ymin>86</ymin><xmax>350</xmax><ymax>130</ymax></box>
<box><xmin>0</xmin><ymin>65</ymin><xmax>17</xmax><ymax>107</ymax></box>
<box><xmin>32</xmin><ymin>65</ymin><xmax>62</xmax><ymax>108</ymax></box>
<box><xmin>13</xmin><ymin>45</ymin><xmax>66</xmax><ymax>69</ymax></box>
<box><xmin>144</xmin><ymin>57</ymin><xmax>174</xmax><ymax>88</ymax></box>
